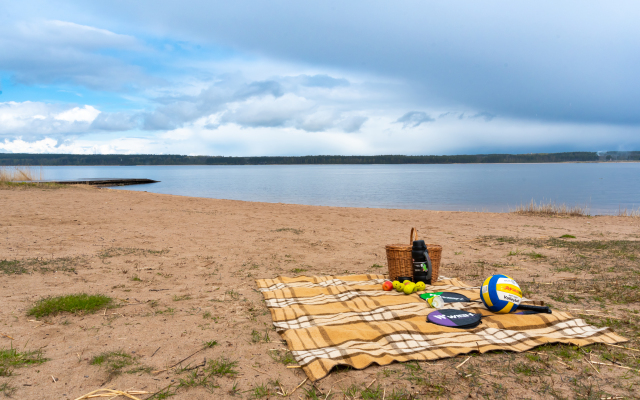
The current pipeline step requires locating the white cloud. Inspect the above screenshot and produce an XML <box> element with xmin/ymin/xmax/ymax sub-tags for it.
<box><xmin>55</xmin><ymin>105</ymin><xmax>101</xmax><ymax>122</ymax></box>
<box><xmin>0</xmin><ymin>101</ymin><xmax>114</xmax><ymax>138</ymax></box>
<box><xmin>16</xmin><ymin>20</ymin><xmax>139</xmax><ymax>50</ymax></box>
<box><xmin>2</xmin><ymin>116</ymin><xmax>640</xmax><ymax>157</ymax></box>
<box><xmin>0</xmin><ymin>137</ymin><xmax>154</xmax><ymax>155</ymax></box>
<box><xmin>220</xmin><ymin>94</ymin><xmax>313</xmax><ymax>128</ymax></box>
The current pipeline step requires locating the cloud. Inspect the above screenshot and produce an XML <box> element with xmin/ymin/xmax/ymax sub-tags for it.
<box><xmin>90</xmin><ymin>112</ymin><xmax>139</xmax><ymax>131</ymax></box>
<box><xmin>470</xmin><ymin>112</ymin><xmax>496</xmax><ymax>122</ymax></box>
<box><xmin>297</xmin><ymin>75</ymin><xmax>349</xmax><ymax>88</ymax></box>
<box><xmin>0</xmin><ymin>101</ymin><xmax>143</xmax><ymax>139</ymax></box>
<box><xmin>340</xmin><ymin>116</ymin><xmax>368</xmax><ymax>133</ymax></box>
<box><xmin>220</xmin><ymin>94</ymin><xmax>312</xmax><ymax>128</ymax></box>
<box><xmin>55</xmin><ymin>105</ymin><xmax>101</xmax><ymax>122</ymax></box>
<box><xmin>0</xmin><ymin>19</ymin><xmax>152</xmax><ymax>91</ymax></box>
<box><xmin>396</xmin><ymin>111</ymin><xmax>434</xmax><ymax>128</ymax></box>
<box><xmin>49</xmin><ymin>0</ymin><xmax>639</xmax><ymax>125</ymax></box>
<box><xmin>4</xmin><ymin>116</ymin><xmax>640</xmax><ymax>157</ymax></box>
<box><xmin>0</xmin><ymin>137</ymin><xmax>154</xmax><ymax>154</ymax></box>
<box><xmin>16</xmin><ymin>20</ymin><xmax>139</xmax><ymax>50</ymax></box>
<box><xmin>1</xmin><ymin>2</ymin><xmax>639</xmax><ymax>156</ymax></box>
<box><xmin>234</xmin><ymin>80</ymin><xmax>284</xmax><ymax>99</ymax></box>
<box><xmin>0</xmin><ymin>101</ymin><xmax>101</xmax><ymax>138</ymax></box>
<box><xmin>0</xmin><ymin>79</ymin><xmax>372</xmax><ymax>139</ymax></box>
<box><xmin>141</xmin><ymin>77</ymin><xmax>287</xmax><ymax>131</ymax></box>
<box><xmin>141</xmin><ymin>73</ymin><xmax>370</xmax><ymax>133</ymax></box>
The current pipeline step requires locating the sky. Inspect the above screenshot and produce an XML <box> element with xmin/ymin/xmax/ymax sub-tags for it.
<box><xmin>0</xmin><ymin>1</ymin><xmax>639</xmax><ymax>156</ymax></box>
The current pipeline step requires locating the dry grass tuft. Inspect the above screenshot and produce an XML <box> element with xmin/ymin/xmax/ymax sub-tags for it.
<box><xmin>0</xmin><ymin>166</ymin><xmax>43</xmax><ymax>182</ymax></box>
<box><xmin>510</xmin><ymin>199</ymin><xmax>589</xmax><ymax>217</ymax></box>
<box><xmin>617</xmin><ymin>207</ymin><xmax>640</xmax><ymax>218</ymax></box>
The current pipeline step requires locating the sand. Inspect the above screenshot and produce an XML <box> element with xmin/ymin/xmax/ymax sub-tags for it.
<box><xmin>1</xmin><ymin>185</ymin><xmax>639</xmax><ymax>399</ymax></box>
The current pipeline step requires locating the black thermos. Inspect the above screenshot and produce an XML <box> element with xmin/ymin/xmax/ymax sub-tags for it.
<box><xmin>412</xmin><ymin>240</ymin><xmax>432</xmax><ymax>284</ymax></box>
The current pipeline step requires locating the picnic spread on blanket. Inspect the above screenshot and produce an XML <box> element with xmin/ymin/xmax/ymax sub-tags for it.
<box><xmin>255</xmin><ymin>228</ymin><xmax>628</xmax><ymax>382</ymax></box>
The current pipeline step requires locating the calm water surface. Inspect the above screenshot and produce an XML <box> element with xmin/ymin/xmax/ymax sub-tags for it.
<box><xmin>41</xmin><ymin>163</ymin><xmax>640</xmax><ymax>214</ymax></box>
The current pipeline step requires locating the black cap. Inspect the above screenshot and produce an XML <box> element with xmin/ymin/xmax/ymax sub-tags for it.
<box><xmin>412</xmin><ymin>240</ymin><xmax>426</xmax><ymax>250</ymax></box>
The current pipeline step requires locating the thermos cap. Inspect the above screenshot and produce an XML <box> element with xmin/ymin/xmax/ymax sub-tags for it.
<box><xmin>412</xmin><ymin>240</ymin><xmax>426</xmax><ymax>249</ymax></box>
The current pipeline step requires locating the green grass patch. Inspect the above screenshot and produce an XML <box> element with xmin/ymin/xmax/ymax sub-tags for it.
<box><xmin>0</xmin><ymin>346</ymin><xmax>47</xmax><ymax>377</ymax></box>
<box><xmin>98</xmin><ymin>247</ymin><xmax>169</xmax><ymax>259</ymax></box>
<box><xmin>90</xmin><ymin>350</ymin><xmax>134</xmax><ymax>378</ymax></box>
<box><xmin>343</xmin><ymin>384</ymin><xmax>359</xmax><ymax>398</ymax></box>
<box><xmin>205</xmin><ymin>357</ymin><xmax>239</xmax><ymax>377</ymax></box>
<box><xmin>537</xmin><ymin>344</ymin><xmax>582</xmax><ymax>361</ymax></box>
<box><xmin>177</xmin><ymin>370</ymin><xmax>219</xmax><ymax>392</ymax></box>
<box><xmin>302</xmin><ymin>387</ymin><xmax>324</xmax><ymax>400</ymax></box>
<box><xmin>0</xmin><ymin>181</ymin><xmax>67</xmax><ymax>190</ymax></box>
<box><xmin>552</xmin><ymin>265</ymin><xmax>575</xmax><ymax>273</ymax></box>
<box><xmin>225</xmin><ymin>290</ymin><xmax>240</xmax><ymax>300</ymax></box>
<box><xmin>0</xmin><ymin>260</ymin><xmax>27</xmax><ymax>275</ymax></box>
<box><xmin>525</xmin><ymin>251</ymin><xmax>545</xmax><ymax>259</ymax></box>
<box><xmin>28</xmin><ymin>293</ymin><xmax>112</xmax><ymax>318</ymax></box>
<box><xmin>172</xmin><ymin>294</ymin><xmax>191</xmax><ymax>301</ymax></box>
<box><xmin>549</xmin><ymin>294</ymin><xmax>582</xmax><ymax>304</ymax></box>
<box><xmin>525</xmin><ymin>354</ymin><xmax>542</xmax><ymax>362</ymax></box>
<box><xmin>148</xmin><ymin>386</ymin><xmax>175</xmax><ymax>400</ymax></box>
<box><xmin>513</xmin><ymin>362</ymin><xmax>545</xmax><ymax>376</ymax></box>
<box><xmin>273</xmin><ymin>228</ymin><xmax>303</xmax><ymax>234</ymax></box>
<box><xmin>154</xmin><ymin>307</ymin><xmax>175</xmax><ymax>316</ymax></box>
<box><xmin>251</xmin><ymin>329</ymin><xmax>270</xmax><ymax>343</ymax></box>
<box><xmin>361</xmin><ymin>384</ymin><xmax>384</xmax><ymax>399</ymax></box>
<box><xmin>488</xmin><ymin>236</ymin><xmax>640</xmax><ymax>261</ymax></box>
<box><xmin>560</xmin><ymin>234</ymin><xmax>576</xmax><ymax>238</ymax></box>
<box><xmin>291</xmin><ymin>268</ymin><xmax>307</xmax><ymax>274</ymax></box>
<box><xmin>252</xmin><ymin>383</ymin><xmax>271</xmax><ymax>398</ymax></box>
<box><xmin>0</xmin><ymin>257</ymin><xmax>82</xmax><ymax>275</ymax></box>
<box><xmin>386</xmin><ymin>388</ymin><xmax>412</xmax><ymax>400</ymax></box>
<box><xmin>148</xmin><ymin>355</ymin><xmax>235</xmax><ymax>398</ymax></box>
<box><xmin>268</xmin><ymin>349</ymin><xmax>296</xmax><ymax>365</ymax></box>
<box><xmin>0</xmin><ymin>382</ymin><xmax>16</xmax><ymax>397</ymax></box>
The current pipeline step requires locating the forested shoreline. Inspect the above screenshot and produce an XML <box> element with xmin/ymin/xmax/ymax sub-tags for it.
<box><xmin>0</xmin><ymin>151</ymin><xmax>638</xmax><ymax>166</ymax></box>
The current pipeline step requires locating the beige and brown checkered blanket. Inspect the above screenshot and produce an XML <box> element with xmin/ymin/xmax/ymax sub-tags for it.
<box><xmin>256</xmin><ymin>274</ymin><xmax>627</xmax><ymax>381</ymax></box>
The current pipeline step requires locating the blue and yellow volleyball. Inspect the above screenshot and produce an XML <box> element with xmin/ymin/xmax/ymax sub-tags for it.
<box><xmin>480</xmin><ymin>274</ymin><xmax>522</xmax><ymax>314</ymax></box>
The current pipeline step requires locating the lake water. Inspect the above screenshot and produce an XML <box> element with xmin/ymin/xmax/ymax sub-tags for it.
<box><xmin>40</xmin><ymin>163</ymin><xmax>640</xmax><ymax>214</ymax></box>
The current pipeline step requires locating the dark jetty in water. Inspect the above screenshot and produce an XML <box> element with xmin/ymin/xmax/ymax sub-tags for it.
<box><xmin>46</xmin><ymin>178</ymin><xmax>159</xmax><ymax>186</ymax></box>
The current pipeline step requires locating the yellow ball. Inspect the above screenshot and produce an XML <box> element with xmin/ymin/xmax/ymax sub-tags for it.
<box><xmin>415</xmin><ymin>282</ymin><xmax>426</xmax><ymax>291</ymax></box>
<box><xmin>403</xmin><ymin>283</ymin><xmax>415</xmax><ymax>295</ymax></box>
<box><xmin>402</xmin><ymin>280</ymin><xmax>412</xmax><ymax>285</ymax></box>
<box><xmin>392</xmin><ymin>281</ymin><xmax>403</xmax><ymax>291</ymax></box>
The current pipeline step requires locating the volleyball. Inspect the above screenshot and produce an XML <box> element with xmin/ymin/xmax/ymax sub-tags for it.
<box><xmin>480</xmin><ymin>274</ymin><xmax>522</xmax><ymax>313</ymax></box>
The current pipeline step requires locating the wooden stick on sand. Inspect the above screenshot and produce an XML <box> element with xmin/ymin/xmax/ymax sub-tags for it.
<box><xmin>455</xmin><ymin>356</ymin><xmax>472</xmax><ymax>369</ymax></box>
<box><xmin>288</xmin><ymin>378</ymin><xmax>307</xmax><ymax>397</ymax></box>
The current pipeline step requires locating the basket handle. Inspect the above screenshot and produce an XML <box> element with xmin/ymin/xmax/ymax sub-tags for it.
<box><xmin>409</xmin><ymin>227</ymin><xmax>419</xmax><ymax>245</ymax></box>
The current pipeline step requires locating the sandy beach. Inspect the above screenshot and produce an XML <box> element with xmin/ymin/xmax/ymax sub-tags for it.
<box><xmin>1</xmin><ymin>185</ymin><xmax>639</xmax><ymax>399</ymax></box>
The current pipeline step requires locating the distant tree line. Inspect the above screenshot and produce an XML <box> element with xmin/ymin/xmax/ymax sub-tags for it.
<box><xmin>0</xmin><ymin>152</ymin><xmax>618</xmax><ymax>166</ymax></box>
<box><xmin>599</xmin><ymin>151</ymin><xmax>640</xmax><ymax>161</ymax></box>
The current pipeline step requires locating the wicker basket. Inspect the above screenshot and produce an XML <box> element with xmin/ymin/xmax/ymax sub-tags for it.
<box><xmin>385</xmin><ymin>227</ymin><xmax>442</xmax><ymax>284</ymax></box>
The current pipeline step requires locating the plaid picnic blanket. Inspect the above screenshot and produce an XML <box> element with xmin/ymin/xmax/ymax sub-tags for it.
<box><xmin>256</xmin><ymin>274</ymin><xmax>627</xmax><ymax>381</ymax></box>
